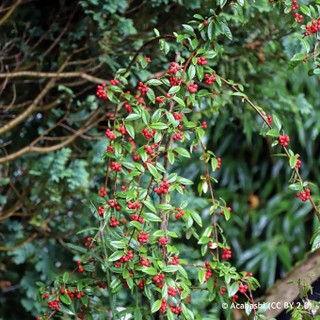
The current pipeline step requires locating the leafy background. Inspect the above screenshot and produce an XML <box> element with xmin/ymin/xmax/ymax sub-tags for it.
<box><xmin>0</xmin><ymin>0</ymin><xmax>319</xmax><ymax>319</ymax></box>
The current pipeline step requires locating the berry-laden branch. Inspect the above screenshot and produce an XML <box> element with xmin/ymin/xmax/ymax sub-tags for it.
<box><xmin>216</xmin><ymin>74</ymin><xmax>320</xmax><ymax>222</ymax></box>
<box><xmin>34</xmin><ymin>2</ymin><xmax>319</xmax><ymax>320</ymax></box>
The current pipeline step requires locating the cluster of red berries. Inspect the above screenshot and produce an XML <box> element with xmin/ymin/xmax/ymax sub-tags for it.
<box><xmin>204</xmin><ymin>262</ymin><xmax>213</xmax><ymax>282</ymax></box>
<box><xmin>156</xmin><ymin>96</ymin><xmax>164</xmax><ymax>103</ymax></box>
<box><xmin>138</xmin><ymin>256</ymin><xmax>152</xmax><ymax>267</ymax></box>
<box><xmin>98</xmin><ymin>206</ymin><xmax>105</xmax><ymax>216</ymax></box>
<box><xmin>267</xmin><ymin>114</ymin><xmax>272</xmax><ymax>125</ymax></box>
<box><xmin>169</xmin><ymin>304</ymin><xmax>182</xmax><ymax>314</ymax></box>
<box><xmin>110</xmin><ymin>79</ymin><xmax>119</xmax><ymax>86</ymax></box>
<box><xmin>168</xmin><ymin>61</ymin><xmax>181</xmax><ymax>75</ymax></box>
<box><xmin>187</xmin><ymin>82</ymin><xmax>198</xmax><ymax>93</ymax></box>
<box><xmin>130</xmin><ymin>214</ymin><xmax>144</xmax><ymax>224</ymax></box>
<box><xmin>127</xmin><ymin>201</ymin><xmax>141</xmax><ymax>210</ymax></box>
<box><xmin>154</xmin><ymin>179</ymin><xmax>170</xmax><ymax>194</ymax></box>
<box><xmin>295</xmin><ymin>156</ymin><xmax>302</xmax><ymax>168</ymax></box>
<box><xmin>115</xmin><ymin>251</ymin><xmax>133</xmax><ymax>267</ymax></box>
<box><xmin>46</xmin><ymin>294</ymin><xmax>60</xmax><ymax>310</ymax></box>
<box><xmin>110</xmin><ymin>161</ymin><xmax>122</xmax><ymax>172</ymax></box>
<box><xmin>137</xmin><ymin>82</ymin><xmax>149</xmax><ymax>96</ymax></box>
<box><xmin>84</xmin><ymin>237</ymin><xmax>93</xmax><ymax>249</ymax></box>
<box><xmin>169</xmin><ymin>76</ymin><xmax>181</xmax><ymax>86</ymax></box>
<box><xmin>202</xmin><ymin>121</ymin><xmax>207</xmax><ymax>129</ymax></box>
<box><xmin>169</xmin><ymin>255</ymin><xmax>180</xmax><ymax>265</ymax></box>
<box><xmin>144</xmin><ymin>142</ymin><xmax>158</xmax><ymax>155</ymax></box>
<box><xmin>173</xmin><ymin>112</ymin><xmax>184</xmax><ymax>123</ymax></box>
<box><xmin>96</xmin><ymin>83</ymin><xmax>108</xmax><ymax>99</ymax></box>
<box><xmin>220</xmin><ymin>287</ymin><xmax>226</xmax><ymax>295</ymax></box>
<box><xmin>305</xmin><ymin>21</ymin><xmax>320</xmax><ymax>36</ymax></box>
<box><xmin>172</xmin><ymin>131</ymin><xmax>184</xmax><ymax>141</ymax></box>
<box><xmin>159</xmin><ymin>299</ymin><xmax>167</xmax><ymax>312</ymax></box>
<box><xmin>110</xmin><ymin>216</ymin><xmax>120</xmax><ymax>227</ymax></box>
<box><xmin>124</xmin><ymin>101</ymin><xmax>132</xmax><ymax>113</ymax></box>
<box><xmin>232</xmin><ymin>294</ymin><xmax>239</xmax><ymax>302</ymax></box>
<box><xmin>105</xmin><ymin>128</ymin><xmax>116</xmax><ymax>140</ymax></box>
<box><xmin>116</xmin><ymin>124</ymin><xmax>128</xmax><ymax>135</ymax></box>
<box><xmin>99</xmin><ymin>186</ymin><xmax>107</xmax><ymax>197</ymax></box>
<box><xmin>77</xmin><ymin>260</ymin><xmax>85</xmax><ymax>273</ymax></box>
<box><xmin>278</xmin><ymin>134</ymin><xmax>290</xmax><ymax>146</ymax></box>
<box><xmin>137</xmin><ymin>230</ymin><xmax>150</xmax><ymax>243</ymax></box>
<box><xmin>152</xmin><ymin>273</ymin><xmax>165</xmax><ymax>284</ymax></box>
<box><xmin>141</xmin><ymin>128</ymin><xmax>157</xmax><ymax>139</ymax></box>
<box><xmin>222</xmin><ymin>248</ymin><xmax>232</xmax><ymax>259</ymax></box>
<box><xmin>296</xmin><ymin>188</ymin><xmax>311</xmax><ymax>201</ymax></box>
<box><xmin>216</xmin><ymin>157</ymin><xmax>221</xmax><ymax>169</ymax></box>
<box><xmin>238</xmin><ymin>283</ymin><xmax>248</xmax><ymax>293</ymax></box>
<box><xmin>107</xmin><ymin>199</ymin><xmax>121</xmax><ymax>210</ymax></box>
<box><xmin>197</xmin><ymin>56</ymin><xmax>208</xmax><ymax>65</ymax></box>
<box><xmin>168</xmin><ymin>286</ymin><xmax>178</xmax><ymax>296</ymax></box>
<box><xmin>98</xmin><ymin>281</ymin><xmax>106</xmax><ymax>289</ymax></box>
<box><xmin>174</xmin><ymin>207</ymin><xmax>185</xmax><ymax>219</ymax></box>
<box><xmin>204</xmin><ymin>73</ymin><xmax>215</xmax><ymax>85</ymax></box>
<box><xmin>137</xmin><ymin>279</ymin><xmax>145</xmax><ymax>289</ymax></box>
<box><xmin>106</xmin><ymin>145</ymin><xmax>115</xmax><ymax>153</ymax></box>
<box><xmin>158</xmin><ymin>237</ymin><xmax>169</xmax><ymax>245</ymax></box>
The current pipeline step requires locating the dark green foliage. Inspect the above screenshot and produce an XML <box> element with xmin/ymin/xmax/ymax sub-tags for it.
<box><xmin>1</xmin><ymin>0</ymin><xmax>320</xmax><ymax>319</ymax></box>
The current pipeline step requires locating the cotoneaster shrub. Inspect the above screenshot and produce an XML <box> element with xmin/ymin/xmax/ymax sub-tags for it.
<box><xmin>34</xmin><ymin>1</ymin><xmax>320</xmax><ymax>320</ymax></box>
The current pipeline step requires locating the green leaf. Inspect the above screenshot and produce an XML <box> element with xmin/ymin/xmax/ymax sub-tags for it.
<box><xmin>266</xmin><ymin>129</ymin><xmax>281</xmax><ymax>137</ymax></box>
<box><xmin>300</xmin><ymin>5</ymin><xmax>311</xmax><ymax>16</ymax></box>
<box><xmin>232</xmin><ymin>92</ymin><xmax>247</xmax><ymax>98</ymax></box>
<box><xmin>169</xmin><ymin>86</ymin><xmax>181</xmax><ymax>94</ymax></box>
<box><xmin>157</xmin><ymin>203</ymin><xmax>172</xmax><ymax>210</ymax></box>
<box><xmin>60</xmin><ymin>293</ymin><xmax>72</xmax><ymax>305</ymax></box>
<box><xmin>291</xmin><ymin>53</ymin><xmax>306</xmax><ymax>61</ymax></box>
<box><xmin>125</xmin><ymin>123</ymin><xmax>135</xmax><ymax>139</ymax></box>
<box><xmin>147</xmin><ymin>87</ymin><xmax>155</xmax><ymax>102</ymax></box>
<box><xmin>146</xmin><ymin>79</ymin><xmax>162</xmax><ymax>86</ymax></box>
<box><xmin>182</xmin><ymin>24</ymin><xmax>195</xmax><ymax>34</ymax></box>
<box><xmin>204</xmin><ymin>50</ymin><xmax>217</xmax><ymax>59</ymax></box>
<box><xmin>63</xmin><ymin>272</ymin><xmax>69</xmax><ymax>283</ymax></box>
<box><xmin>272</xmin><ymin>113</ymin><xmax>281</xmax><ymax>130</ymax></box>
<box><xmin>108</xmin><ymin>251</ymin><xmax>124</xmax><ymax>262</ymax></box>
<box><xmin>289</xmin><ymin>155</ymin><xmax>297</xmax><ymax>169</ymax></box>
<box><xmin>196</xmin><ymin>65</ymin><xmax>204</xmax><ymax>82</ymax></box>
<box><xmin>150</xmin><ymin>122</ymin><xmax>168</xmax><ymax>130</ymax></box>
<box><xmin>177</xmin><ymin>176</ymin><xmax>193</xmax><ymax>185</ymax></box>
<box><xmin>223</xmin><ymin>207</ymin><xmax>230</xmax><ymax>221</ymax></box>
<box><xmin>126</xmin><ymin>113</ymin><xmax>140</xmax><ymax>121</ymax></box>
<box><xmin>190</xmin><ymin>211</ymin><xmax>202</xmax><ymax>227</ymax></box>
<box><xmin>143</xmin><ymin>212</ymin><xmax>161</xmax><ymax>222</ymax></box>
<box><xmin>198</xmin><ymin>268</ymin><xmax>206</xmax><ymax>284</ymax></box>
<box><xmin>221</xmin><ymin>22</ymin><xmax>232</xmax><ymax>40</ymax></box>
<box><xmin>228</xmin><ymin>282</ymin><xmax>239</xmax><ymax>297</ymax></box>
<box><xmin>172</xmin><ymin>96</ymin><xmax>185</xmax><ymax>107</ymax></box>
<box><xmin>208</xmin><ymin>22</ymin><xmax>214</xmax><ymax>41</ymax></box>
<box><xmin>151</xmin><ymin>300</ymin><xmax>162</xmax><ymax>313</ymax></box>
<box><xmin>177</xmin><ymin>265</ymin><xmax>188</xmax><ymax>278</ymax></box>
<box><xmin>110</xmin><ymin>241</ymin><xmax>127</xmax><ymax>249</ymax></box>
<box><xmin>147</xmin><ymin>163</ymin><xmax>162</xmax><ymax>180</ymax></box>
<box><xmin>173</xmin><ymin>147</ymin><xmax>190</xmax><ymax>158</ymax></box>
<box><xmin>167</xmin><ymin>151</ymin><xmax>174</xmax><ymax>165</ymax></box>
<box><xmin>188</xmin><ymin>65</ymin><xmax>196</xmax><ymax>80</ymax></box>
<box><xmin>288</xmin><ymin>183</ymin><xmax>303</xmax><ymax>191</ymax></box>
<box><xmin>143</xmin><ymin>200</ymin><xmax>157</xmax><ymax>213</ymax></box>
<box><xmin>181</xmin><ymin>303</ymin><xmax>194</xmax><ymax>320</ymax></box>
<box><xmin>163</xmin><ymin>265</ymin><xmax>179</xmax><ymax>272</ymax></box>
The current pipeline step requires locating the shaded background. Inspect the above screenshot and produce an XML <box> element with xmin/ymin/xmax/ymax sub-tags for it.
<box><xmin>0</xmin><ymin>0</ymin><xmax>319</xmax><ymax>319</ymax></box>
